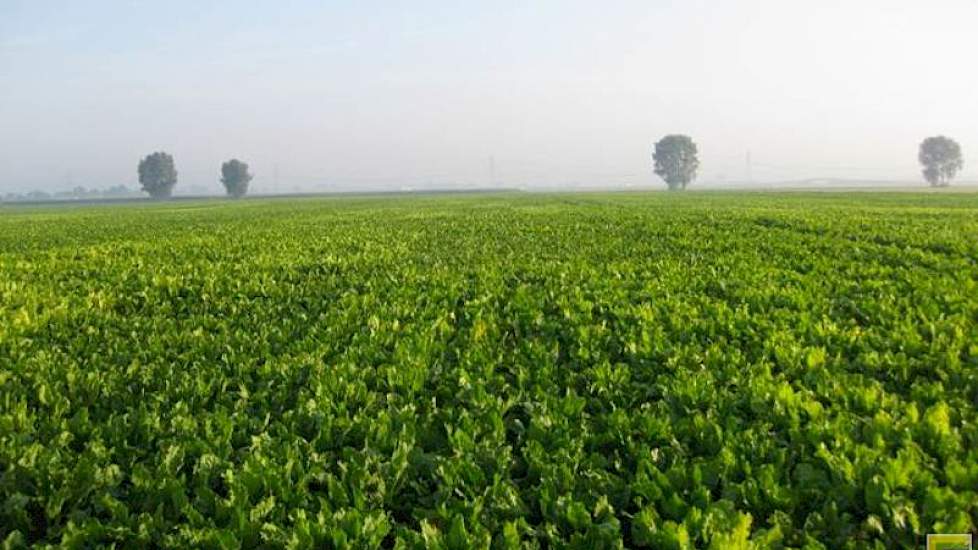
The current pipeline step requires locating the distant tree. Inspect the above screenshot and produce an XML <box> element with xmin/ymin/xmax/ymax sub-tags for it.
<box><xmin>918</xmin><ymin>136</ymin><xmax>963</xmax><ymax>187</ymax></box>
<box><xmin>138</xmin><ymin>152</ymin><xmax>178</xmax><ymax>199</ymax></box>
<box><xmin>653</xmin><ymin>135</ymin><xmax>699</xmax><ymax>191</ymax></box>
<box><xmin>105</xmin><ymin>185</ymin><xmax>134</xmax><ymax>197</ymax></box>
<box><xmin>220</xmin><ymin>159</ymin><xmax>253</xmax><ymax>198</ymax></box>
<box><xmin>26</xmin><ymin>190</ymin><xmax>51</xmax><ymax>201</ymax></box>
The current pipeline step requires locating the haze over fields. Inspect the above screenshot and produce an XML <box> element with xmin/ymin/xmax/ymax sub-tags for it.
<box><xmin>2</xmin><ymin>0</ymin><xmax>977</xmax><ymax>194</ymax></box>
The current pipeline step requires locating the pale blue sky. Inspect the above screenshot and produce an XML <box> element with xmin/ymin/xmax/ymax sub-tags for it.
<box><xmin>2</xmin><ymin>0</ymin><xmax>977</xmax><ymax>193</ymax></box>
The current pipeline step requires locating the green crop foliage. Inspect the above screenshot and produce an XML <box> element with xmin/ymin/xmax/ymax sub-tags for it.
<box><xmin>1</xmin><ymin>192</ymin><xmax>977</xmax><ymax>548</ymax></box>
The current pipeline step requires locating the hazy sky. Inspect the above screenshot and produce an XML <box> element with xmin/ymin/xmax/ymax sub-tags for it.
<box><xmin>2</xmin><ymin>0</ymin><xmax>977</xmax><ymax>193</ymax></box>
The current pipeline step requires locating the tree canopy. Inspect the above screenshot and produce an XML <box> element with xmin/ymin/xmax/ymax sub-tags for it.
<box><xmin>138</xmin><ymin>152</ymin><xmax>178</xmax><ymax>199</ymax></box>
<box><xmin>653</xmin><ymin>135</ymin><xmax>699</xmax><ymax>191</ymax></box>
<box><xmin>918</xmin><ymin>136</ymin><xmax>963</xmax><ymax>188</ymax></box>
<box><xmin>221</xmin><ymin>159</ymin><xmax>253</xmax><ymax>198</ymax></box>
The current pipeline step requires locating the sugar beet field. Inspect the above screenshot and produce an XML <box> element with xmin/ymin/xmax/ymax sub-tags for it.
<box><xmin>1</xmin><ymin>192</ymin><xmax>977</xmax><ymax>548</ymax></box>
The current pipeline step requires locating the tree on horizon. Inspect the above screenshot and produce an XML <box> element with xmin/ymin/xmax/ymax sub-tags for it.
<box><xmin>919</xmin><ymin>136</ymin><xmax>963</xmax><ymax>187</ymax></box>
<box><xmin>653</xmin><ymin>135</ymin><xmax>699</xmax><ymax>191</ymax></box>
<box><xmin>138</xmin><ymin>152</ymin><xmax>178</xmax><ymax>199</ymax></box>
<box><xmin>221</xmin><ymin>159</ymin><xmax>253</xmax><ymax>198</ymax></box>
